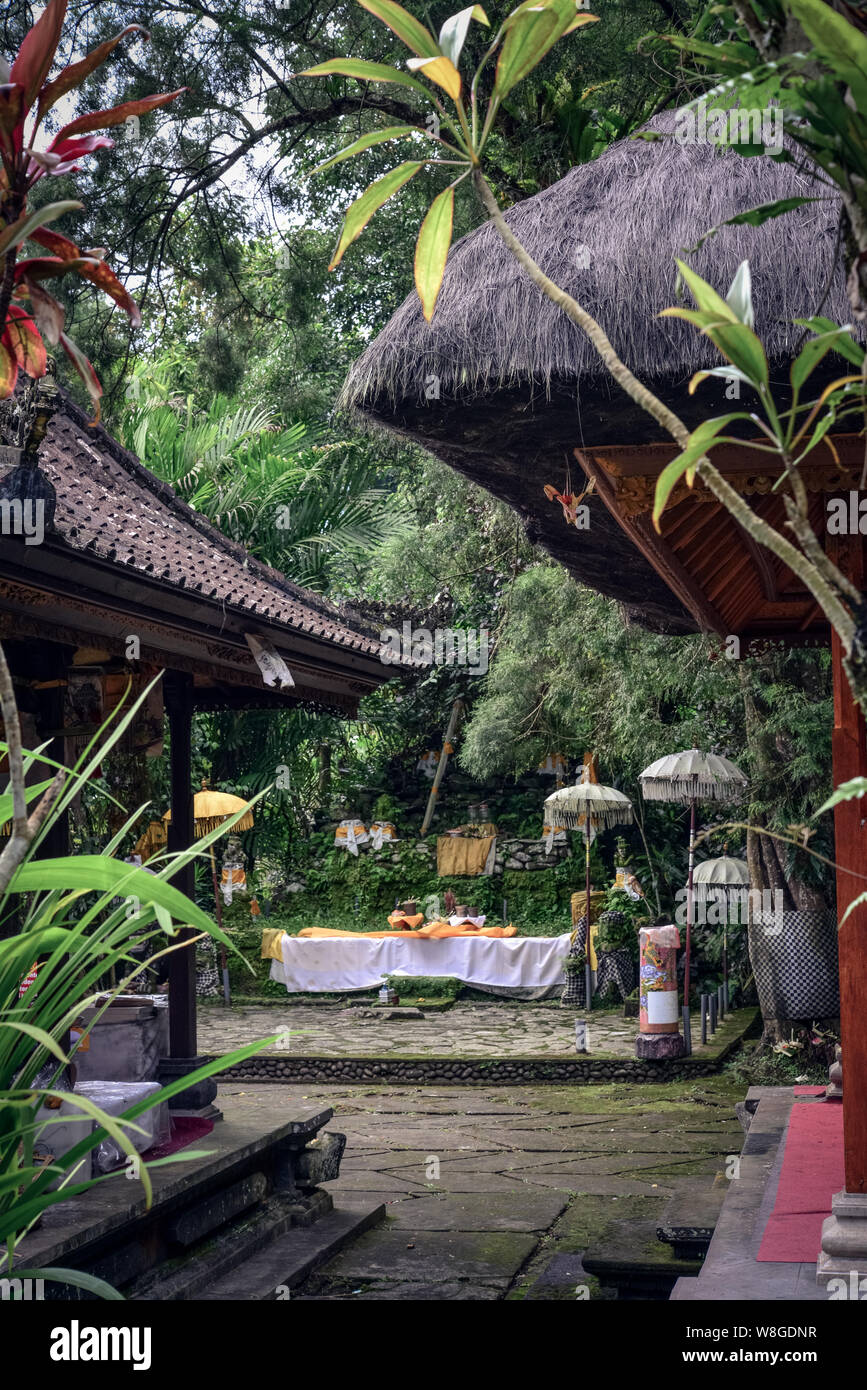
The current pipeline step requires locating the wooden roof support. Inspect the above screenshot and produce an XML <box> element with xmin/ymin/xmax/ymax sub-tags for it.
<box><xmin>576</xmin><ymin>449</ymin><xmax>728</xmax><ymax>639</ymax></box>
<box><xmin>827</xmin><ymin>534</ymin><xmax>867</xmax><ymax>1195</ymax></box>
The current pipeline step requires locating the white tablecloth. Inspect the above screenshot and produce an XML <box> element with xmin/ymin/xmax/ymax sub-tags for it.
<box><xmin>269</xmin><ymin>932</ymin><xmax>571</xmax><ymax>997</ymax></box>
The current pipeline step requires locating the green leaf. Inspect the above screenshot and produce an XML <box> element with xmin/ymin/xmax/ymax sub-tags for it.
<box><xmin>680</xmin><ymin>196</ymin><xmax>823</xmax><ymax>256</ymax></box>
<box><xmin>794</xmin><ymin>317</ymin><xmax>865</xmax><ymax>369</ymax></box>
<box><xmin>0</xmin><ymin>777</ymin><xmax>59</xmax><ymax>828</ymax></box>
<box><xmin>816</xmin><ymin>776</ymin><xmax>867</xmax><ymax>816</ymax></box>
<box><xmin>309</xmin><ymin>125</ymin><xmax>421</xmax><ymax>176</ymax></box>
<box><xmin>788</xmin><ymin>0</ymin><xmax>867</xmax><ymax>113</ymax></box>
<box><xmin>329</xmin><ymin>162</ymin><xmax>425</xmax><ymax>270</ymax></box>
<box><xmin>705</xmin><ymin>320</ymin><xmax>769</xmax><ymax>388</ymax></box>
<box><xmin>675</xmin><ymin>258</ymin><xmax>738</xmax><ymax>324</ymax></box>
<box><xmin>688</xmin><ymin>365</ymin><xmax>754</xmax><ymax>395</ymax></box>
<box><xmin>298</xmin><ymin>58</ymin><xmax>430</xmax><ymax>98</ymax></box>
<box><xmin>414</xmin><ymin>186</ymin><xmax>454</xmax><ymax>321</ymax></box>
<box><xmin>652</xmin><ymin>415</ymin><xmax>750</xmax><ymax>530</ymax></box>
<box><xmin>496</xmin><ymin>3</ymin><xmax>597</xmax><ymax>100</ymax></box>
<box><xmin>790</xmin><ymin>326</ymin><xmax>858</xmax><ymax>394</ymax></box>
<box><xmin>357</xmin><ymin>0</ymin><xmax>441</xmax><ymax>58</ymax></box>
<box><xmin>725</xmin><ymin>261</ymin><xmax>754</xmax><ymax>328</ymax></box>
<box><xmin>8</xmin><ymin>857</ymin><xmax>218</xmax><ymax>937</ymax></box>
<box><xmin>0</xmin><ymin>201</ymin><xmax>83</xmax><ymax>258</ymax></box>
<box><xmin>439</xmin><ymin>6</ymin><xmax>489</xmax><ymax>66</ymax></box>
<box><xmin>406</xmin><ymin>54</ymin><xmax>462</xmax><ymax>101</ymax></box>
<box><xmin>664</xmin><ymin>36</ymin><xmax>755</xmax><ymax>68</ymax></box>
<box><xmin>730</xmin><ymin>198</ymin><xmax>821</xmax><ymax>228</ymax></box>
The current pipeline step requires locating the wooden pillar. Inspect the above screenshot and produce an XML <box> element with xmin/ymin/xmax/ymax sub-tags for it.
<box><xmin>32</xmin><ymin>679</ymin><xmax>68</xmax><ymax>860</ymax></box>
<box><xmin>829</xmin><ymin>536</ymin><xmax>867</xmax><ymax>1195</ymax></box>
<box><xmin>164</xmin><ymin>670</ymin><xmax>196</xmax><ymax>1059</ymax></box>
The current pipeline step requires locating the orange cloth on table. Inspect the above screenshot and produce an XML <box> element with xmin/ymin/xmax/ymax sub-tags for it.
<box><xmin>386</xmin><ymin>911</ymin><xmax>424</xmax><ymax>930</ymax></box>
<box><xmin>297</xmin><ymin>922</ymin><xmax>517</xmax><ymax>939</ymax></box>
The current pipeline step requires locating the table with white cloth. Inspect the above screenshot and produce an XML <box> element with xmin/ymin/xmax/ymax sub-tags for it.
<box><xmin>269</xmin><ymin>931</ymin><xmax>571</xmax><ymax>1000</ymax></box>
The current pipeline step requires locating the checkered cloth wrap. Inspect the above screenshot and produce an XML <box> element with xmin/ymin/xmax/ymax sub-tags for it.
<box><xmin>748</xmin><ymin>907</ymin><xmax>838</xmax><ymax>1019</ymax></box>
<box><xmin>196</xmin><ymin>936</ymin><xmax>221</xmax><ymax>998</ymax></box>
<box><xmin>595</xmin><ymin>948</ymin><xmax>635</xmax><ymax>1002</ymax></box>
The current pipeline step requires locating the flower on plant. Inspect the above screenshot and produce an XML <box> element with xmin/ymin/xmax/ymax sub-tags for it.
<box><xmin>0</xmin><ymin>0</ymin><xmax>184</xmax><ymax>414</ymax></box>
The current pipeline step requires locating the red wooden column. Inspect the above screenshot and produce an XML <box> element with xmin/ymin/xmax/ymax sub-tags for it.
<box><xmin>829</xmin><ymin>534</ymin><xmax>867</xmax><ymax>1195</ymax></box>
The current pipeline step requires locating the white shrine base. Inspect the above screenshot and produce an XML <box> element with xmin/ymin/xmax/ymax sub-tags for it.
<box><xmin>269</xmin><ymin>931</ymin><xmax>571</xmax><ymax>999</ymax></box>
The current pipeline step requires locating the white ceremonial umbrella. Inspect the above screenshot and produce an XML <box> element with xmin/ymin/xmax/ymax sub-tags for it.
<box><xmin>692</xmin><ymin>854</ymin><xmax>750</xmax><ymax>1005</ymax></box>
<box><xmin>545</xmin><ymin>770</ymin><xmax>633</xmax><ymax>1007</ymax></box>
<box><xmin>640</xmin><ymin>751</ymin><xmax>747</xmax><ymax>1052</ymax></box>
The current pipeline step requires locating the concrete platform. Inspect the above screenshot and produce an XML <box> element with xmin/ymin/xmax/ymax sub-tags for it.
<box><xmin>671</xmin><ymin>1087</ymin><xmax>829</xmax><ymax>1301</ymax></box>
<box><xmin>15</xmin><ymin>1093</ymin><xmax>381</xmax><ymax>1299</ymax></box>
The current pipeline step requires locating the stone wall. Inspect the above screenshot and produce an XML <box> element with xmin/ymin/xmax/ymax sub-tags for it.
<box><xmin>211</xmin><ymin>1054</ymin><xmax>729</xmax><ymax>1086</ymax></box>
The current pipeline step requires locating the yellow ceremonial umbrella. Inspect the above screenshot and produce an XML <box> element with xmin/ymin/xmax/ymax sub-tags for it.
<box><xmin>163</xmin><ymin>780</ymin><xmax>254</xmax><ymax>1004</ymax></box>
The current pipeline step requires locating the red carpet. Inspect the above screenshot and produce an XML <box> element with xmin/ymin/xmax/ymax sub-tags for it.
<box><xmin>141</xmin><ymin>1116</ymin><xmax>214</xmax><ymax>1162</ymax></box>
<box><xmin>757</xmin><ymin>1099</ymin><xmax>844</xmax><ymax>1262</ymax></box>
<box><xmin>793</xmin><ymin>1084</ymin><xmax>826</xmax><ymax>1096</ymax></box>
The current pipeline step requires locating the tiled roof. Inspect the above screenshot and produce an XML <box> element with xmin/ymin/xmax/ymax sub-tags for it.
<box><xmin>37</xmin><ymin>395</ymin><xmax>385</xmax><ymax>659</ymax></box>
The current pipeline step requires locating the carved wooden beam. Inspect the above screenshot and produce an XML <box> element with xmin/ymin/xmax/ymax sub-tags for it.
<box><xmin>575</xmin><ymin>449</ymin><xmax>728</xmax><ymax>639</ymax></box>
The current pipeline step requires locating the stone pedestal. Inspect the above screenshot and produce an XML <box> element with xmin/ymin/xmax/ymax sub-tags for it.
<box><xmin>826</xmin><ymin>1044</ymin><xmax>843</xmax><ymax>1099</ymax></box>
<box><xmin>817</xmin><ymin>1189</ymin><xmax>867</xmax><ymax>1285</ymax></box>
<box><xmin>157</xmin><ymin>1055</ymin><xmax>220</xmax><ymax>1120</ymax></box>
<box><xmin>636</xmin><ymin>1033</ymin><xmax>685</xmax><ymax>1061</ymax></box>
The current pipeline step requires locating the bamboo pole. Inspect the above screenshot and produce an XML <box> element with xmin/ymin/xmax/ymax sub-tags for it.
<box><xmin>420</xmin><ymin>699</ymin><xmax>464</xmax><ymax>837</ymax></box>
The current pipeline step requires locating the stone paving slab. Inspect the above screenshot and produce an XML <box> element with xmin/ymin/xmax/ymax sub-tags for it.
<box><xmin>324</xmin><ymin>1229</ymin><xmax>538</xmax><ymax>1286</ymax></box>
<box><xmin>217</xmin><ymin>1079</ymin><xmax>746</xmax><ymax>1301</ymax></box>
<box><xmin>384</xmin><ymin>1193</ymin><xmax>569</xmax><ymax>1232</ymax></box>
<box><xmin>201</xmin><ymin>1002</ymin><xmax>639</xmax><ymax>1058</ymax></box>
<box><xmin>300</xmin><ymin>1280</ymin><xmax>504</xmax><ymax>1301</ymax></box>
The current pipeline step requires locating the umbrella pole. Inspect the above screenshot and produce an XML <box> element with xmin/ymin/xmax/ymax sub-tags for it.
<box><xmin>683</xmin><ymin>796</ymin><xmax>696</xmax><ymax>1054</ymax></box>
<box><xmin>585</xmin><ymin>830</ymin><xmax>593</xmax><ymax>1012</ymax></box>
<box><xmin>210</xmin><ymin>846</ymin><xmax>231</xmax><ymax>1006</ymax></box>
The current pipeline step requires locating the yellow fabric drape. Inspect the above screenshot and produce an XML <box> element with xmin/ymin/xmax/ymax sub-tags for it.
<box><xmin>436</xmin><ymin>834</ymin><xmax>496</xmax><ymax>877</ymax></box>
<box><xmin>260</xmin><ymin>928</ymin><xmax>285</xmax><ymax>962</ymax></box>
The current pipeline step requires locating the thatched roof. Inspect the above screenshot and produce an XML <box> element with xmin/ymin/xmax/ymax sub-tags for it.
<box><xmin>341</xmin><ymin>113</ymin><xmax>849</xmax><ymax>632</ymax></box>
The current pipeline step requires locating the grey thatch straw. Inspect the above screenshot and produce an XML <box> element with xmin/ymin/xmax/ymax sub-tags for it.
<box><xmin>338</xmin><ymin>112</ymin><xmax>849</xmax><ymax>633</ymax></box>
<box><xmin>341</xmin><ymin>111</ymin><xmax>847</xmax><ymax>419</ymax></box>
<box><xmin>639</xmin><ymin>749</ymin><xmax>748</xmax><ymax>803</ymax></box>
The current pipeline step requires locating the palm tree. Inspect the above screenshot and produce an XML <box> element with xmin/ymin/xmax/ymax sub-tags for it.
<box><xmin>119</xmin><ymin>357</ymin><xmax>411</xmax><ymax>592</ymax></box>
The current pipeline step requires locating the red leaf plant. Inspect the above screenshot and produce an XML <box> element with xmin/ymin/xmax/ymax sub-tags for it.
<box><xmin>0</xmin><ymin>0</ymin><xmax>184</xmax><ymax>418</ymax></box>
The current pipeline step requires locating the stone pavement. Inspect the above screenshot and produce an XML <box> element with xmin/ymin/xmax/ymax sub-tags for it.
<box><xmin>200</xmin><ymin>1001</ymin><xmax>640</xmax><ymax>1058</ymax></box>
<box><xmin>217</xmin><ymin>1075</ymin><xmax>746</xmax><ymax>1299</ymax></box>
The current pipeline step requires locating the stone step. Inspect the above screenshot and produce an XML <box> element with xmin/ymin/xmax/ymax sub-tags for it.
<box><xmin>197</xmin><ymin>1200</ymin><xmax>385</xmax><ymax>1300</ymax></box>
<box><xmin>656</xmin><ymin>1174</ymin><xmax>727</xmax><ymax>1259</ymax></box>
<box><xmin>127</xmin><ymin>1190</ymin><xmax>333</xmax><ymax>1301</ymax></box>
<box><xmin>582</xmin><ymin>1219</ymin><xmax>703</xmax><ymax>1300</ymax></box>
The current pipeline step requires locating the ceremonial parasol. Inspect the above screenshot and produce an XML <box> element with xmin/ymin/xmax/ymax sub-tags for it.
<box><xmin>692</xmin><ymin>854</ymin><xmax>750</xmax><ymax>1007</ymax></box>
<box><xmin>639</xmin><ymin>751</ymin><xmax>747</xmax><ymax>1051</ymax></box>
<box><xmin>163</xmin><ymin>780</ymin><xmax>254</xmax><ymax>1004</ymax></box>
<box><xmin>545</xmin><ymin>762</ymin><xmax>633</xmax><ymax>1007</ymax></box>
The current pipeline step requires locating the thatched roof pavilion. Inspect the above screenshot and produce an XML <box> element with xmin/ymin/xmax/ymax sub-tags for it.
<box><xmin>342</xmin><ymin>112</ymin><xmax>854</xmax><ymax>638</ymax></box>
<box><xmin>344</xmin><ymin>115</ymin><xmax>867</xmax><ymax>1214</ymax></box>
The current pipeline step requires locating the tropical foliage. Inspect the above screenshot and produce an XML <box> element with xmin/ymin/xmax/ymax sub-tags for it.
<box><xmin>0</xmin><ymin>0</ymin><xmax>182</xmax><ymax>410</ymax></box>
<box><xmin>0</xmin><ymin>653</ymin><xmax>273</xmax><ymax>1294</ymax></box>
